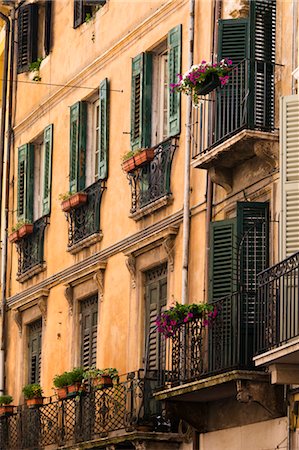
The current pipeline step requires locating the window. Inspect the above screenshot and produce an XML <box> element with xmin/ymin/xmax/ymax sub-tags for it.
<box><xmin>74</xmin><ymin>0</ymin><xmax>107</xmax><ymax>28</ymax></box>
<box><xmin>130</xmin><ymin>25</ymin><xmax>181</xmax><ymax>151</ymax></box>
<box><xmin>80</xmin><ymin>295</ymin><xmax>98</xmax><ymax>369</ymax></box>
<box><xmin>17</xmin><ymin>1</ymin><xmax>52</xmax><ymax>74</ymax></box>
<box><xmin>28</xmin><ymin>319</ymin><xmax>42</xmax><ymax>384</ymax></box>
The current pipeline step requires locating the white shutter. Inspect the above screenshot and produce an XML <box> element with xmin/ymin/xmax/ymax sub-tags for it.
<box><xmin>281</xmin><ymin>95</ymin><xmax>299</xmax><ymax>258</ymax></box>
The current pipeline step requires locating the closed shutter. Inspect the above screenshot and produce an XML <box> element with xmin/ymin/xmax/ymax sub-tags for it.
<box><xmin>130</xmin><ymin>53</ymin><xmax>152</xmax><ymax>151</ymax></box>
<box><xmin>17</xmin><ymin>4</ymin><xmax>38</xmax><ymax>73</ymax></box>
<box><xmin>168</xmin><ymin>25</ymin><xmax>182</xmax><ymax>137</ymax></box>
<box><xmin>281</xmin><ymin>95</ymin><xmax>299</xmax><ymax>258</ymax></box>
<box><xmin>80</xmin><ymin>295</ymin><xmax>98</xmax><ymax>369</ymax></box>
<box><xmin>44</xmin><ymin>0</ymin><xmax>52</xmax><ymax>56</ymax></box>
<box><xmin>74</xmin><ymin>0</ymin><xmax>84</xmax><ymax>28</ymax></box>
<box><xmin>209</xmin><ymin>219</ymin><xmax>237</xmax><ymax>301</ymax></box>
<box><xmin>28</xmin><ymin>319</ymin><xmax>42</xmax><ymax>384</ymax></box>
<box><xmin>17</xmin><ymin>144</ymin><xmax>34</xmax><ymax>222</ymax></box>
<box><xmin>218</xmin><ymin>19</ymin><xmax>249</xmax><ymax>64</ymax></box>
<box><xmin>98</xmin><ymin>78</ymin><xmax>109</xmax><ymax>180</ymax></box>
<box><xmin>42</xmin><ymin>124</ymin><xmax>53</xmax><ymax>216</ymax></box>
<box><xmin>69</xmin><ymin>102</ymin><xmax>87</xmax><ymax>193</ymax></box>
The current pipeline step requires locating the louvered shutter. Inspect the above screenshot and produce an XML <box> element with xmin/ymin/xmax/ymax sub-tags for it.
<box><xmin>69</xmin><ymin>102</ymin><xmax>87</xmax><ymax>193</ymax></box>
<box><xmin>130</xmin><ymin>53</ymin><xmax>152</xmax><ymax>151</ymax></box>
<box><xmin>218</xmin><ymin>19</ymin><xmax>249</xmax><ymax>64</ymax></box>
<box><xmin>74</xmin><ymin>0</ymin><xmax>84</xmax><ymax>28</ymax></box>
<box><xmin>17</xmin><ymin>144</ymin><xmax>34</xmax><ymax>222</ymax></box>
<box><xmin>17</xmin><ymin>4</ymin><xmax>38</xmax><ymax>73</ymax></box>
<box><xmin>80</xmin><ymin>296</ymin><xmax>98</xmax><ymax>369</ymax></box>
<box><xmin>209</xmin><ymin>219</ymin><xmax>237</xmax><ymax>301</ymax></box>
<box><xmin>28</xmin><ymin>319</ymin><xmax>42</xmax><ymax>384</ymax></box>
<box><xmin>44</xmin><ymin>0</ymin><xmax>52</xmax><ymax>56</ymax></box>
<box><xmin>168</xmin><ymin>25</ymin><xmax>182</xmax><ymax>136</ymax></box>
<box><xmin>42</xmin><ymin>125</ymin><xmax>53</xmax><ymax>216</ymax></box>
<box><xmin>98</xmin><ymin>78</ymin><xmax>109</xmax><ymax>180</ymax></box>
<box><xmin>281</xmin><ymin>95</ymin><xmax>299</xmax><ymax>258</ymax></box>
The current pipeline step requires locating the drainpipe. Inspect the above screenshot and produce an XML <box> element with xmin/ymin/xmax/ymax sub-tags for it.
<box><xmin>181</xmin><ymin>0</ymin><xmax>194</xmax><ymax>305</ymax></box>
<box><xmin>0</xmin><ymin>6</ymin><xmax>14</xmax><ymax>396</ymax></box>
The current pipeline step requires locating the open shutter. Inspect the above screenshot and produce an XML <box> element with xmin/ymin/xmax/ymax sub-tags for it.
<box><xmin>17</xmin><ymin>144</ymin><xmax>34</xmax><ymax>222</ymax></box>
<box><xmin>80</xmin><ymin>296</ymin><xmax>98</xmax><ymax>369</ymax></box>
<box><xmin>17</xmin><ymin>3</ymin><xmax>38</xmax><ymax>73</ymax></box>
<box><xmin>44</xmin><ymin>0</ymin><xmax>52</xmax><ymax>56</ymax></box>
<box><xmin>209</xmin><ymin>219</ymin><xmax>237</xmax><ymax>302</ymax></box>
<box><xmin>28</xmin><ymin>319</ymin><xmax>42</xmax><ymax>384</ymax></box>
<box><xmin>130</xmin><ymin>53</ymin><xmax>152</xmax><ymax>151</ymax></box>
<box><xmin>69</xmin><ymin>102</ymin><xmax>87</xmax><ymax>193</ymax></box>
<box><xmin>42</xmin><ymin>124</ymin><xmax>53</xmax><ymax>216</ymax></box>
<box><xmin>168</xmin><ymin>25</ymin><xmax>181</xmax><ymax>136</ymax></box>
<box><xmin>98</xmin><ymin>78</ymin><xmax>109</xmax><ymax>180</ymax></box>
<box><xmin>74</xmin><ymin>0</ymin><xmax>84</xmax><ymax>28</ymax></box>
<box><xmin>281</xmin><ymin>95</ymin><xmax>299</xmax><ymax>258</ymax></box>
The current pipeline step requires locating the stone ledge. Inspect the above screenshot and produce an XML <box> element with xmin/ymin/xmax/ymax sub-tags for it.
<box><xmin>67</xmin><ymin>232</ymin><xmax>103</xmax><ymax>255</ymax></box>
<box><xmin>129</xmin><ymin>195</ymin><xmax>173</xmax><ymax>221</ymax></box>
<box><xmin>16</xmin><ymin>263</ymin><xmax>46</xmax><ymax>283</ymax></box>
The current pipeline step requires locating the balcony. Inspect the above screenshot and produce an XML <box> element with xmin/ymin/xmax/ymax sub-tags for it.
<box><xmin>16</xmin><ymin>217</ymin><xmax>48</xmax><ymax>282</ymax></box>
<box><xmin>127</xmin><ymin>137</ymin><xmax>178</xmax><ymax>220</ymax></box>
<box><xmin>254</xmin><ymin>251</ymin><xmax>299</xmax><ymax>384</ymax></box>
<box><xmin>67</xmin><ymin>179</ymin><xmax>106</xmax><ymax>254</ymax></box>
<box><xmin>191</xmin><ymin>60</ymin><xmax>278</xmax><ymax>192</ymax></box>
<box><xmin>0</xmin><ymin>371</ymin><xmax>181</xmax><ymax>450</ymax></box>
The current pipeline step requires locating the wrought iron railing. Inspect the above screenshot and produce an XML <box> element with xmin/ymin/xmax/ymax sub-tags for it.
<box><xmin>16</xmin><ymin>217</ymin><xmax>48</xmax><ymax>277</ymax></box>
<box><xmin>0</xmin><ymin>371</ymin><xmax>169</xmax><ymax>450</ymax></box>
<box><xmin>67</xmin><ymin>180</ymin><xmax>105</xmax><ymax>248</ymax></box>
<box><xmin>157</xmin><ymin>293</ymin><xmax>258</xmax><ymax>388</ymax></box>
<box><xmin>255</xmin><ymin>251</ymin><xmax>299</xmax><ymax>355</ymax></box>
<box><xmin>191</xmin><ymin>59</ymin><xmax>275</xmax><ymax>159</ymax></box>
<box><xmin>128</xmin><ymin>137</ymin><xmax>178</xmax><ymax>213</ymax></box>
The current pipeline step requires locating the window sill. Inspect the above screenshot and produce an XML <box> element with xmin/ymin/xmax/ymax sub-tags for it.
<box><xmin>17</xmin><ymin>263</ymin><xmax>46</xmax><ymax>283</ymax></box>
<box><xmin>129</xmin><ymin>195</ymin><xmax>173</xmax><ymax>222</ymax></box>
<box><xmin>67</xmin><ymin>232</ymin><xmax>103</xmax><ymax>255</ymax></box>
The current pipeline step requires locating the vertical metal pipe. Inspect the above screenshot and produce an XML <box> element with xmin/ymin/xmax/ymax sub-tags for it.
<box><xmin>181</xmin><ymin>0</ymin><xmax>194</xmax><ymax>304</ymax></box>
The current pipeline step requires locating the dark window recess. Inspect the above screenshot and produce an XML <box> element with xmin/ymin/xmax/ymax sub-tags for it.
<box><xmin>17</xmin><ymin>3</ymin><xmax>38</xmax><ymax>73</ymax></box>
<box><xmin>44</xmin><ymin>0</ymin><xmax>52</xmax><ymax>56</ymax></box>
<box><xmin>80</xmin><ymin>295</ymin><xmax>98</xmax><ymax>369</ymax></box>
<box><xmin>74</xmin><ymin>0</ymin><xmax>106</xmax><ymax>28</ymax></box>
<box><xmin>28</xmin><ymin>319</ymin><xmax>42</xmax><ymax>385</ymax></box>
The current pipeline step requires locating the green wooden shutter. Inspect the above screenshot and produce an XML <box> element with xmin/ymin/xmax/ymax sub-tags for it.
<box><xmin>74</xmin><ymin>0</ymin><xmax>84</xmax><ymax>28</ymax></box>
<box><xmin>28</xmin><ymin>319</ymin><xmax>42</xmax><ymax>384</ymax></box>
<box><xmin>42</xmin><ymin>124</ymin><xmax>53</xmax><ymax>216</ymax></box>
<box><xmin>98</xmin><ymin>78</ymin><xmax>109</xmax><ymax>180</ymax></box>
<box><xmin>17</xmin><ymin>3</ymin><xmax>38</xmax><ymax>73</ymax></box>
<box><xmin>17</xmin><ymin>144</ymin><xmax>34</xmax><ymax>222</ymax></box>
<box><xmin>80</xmin><ymin>295</ymin><xmax>98</xmax><ymax>369</ymax></box>
<box><xmin>130</xmin><ymin>53</ymin><xmax>152</xmax><ymax>151</ymax></box>
<box><xmin>168</xmin><ymin>25</ymin><xmax>181</xmax><ymax>136</ymax></box>
<box><xmin>218</xmin><ymin>19</ymin><xmax>250</xmax><ymax>63</ymax></box>
<box><xmin>44</xmin><ymin>0</ymin><xmax>52</xmax><ymax>56</ymax></box>
<box><xmin>69</xmin><ymin>101</ymin><xmax>87</xmax><ymax>193</ymax></box>
<box><xmin>209</xmin><ymin>219</ymin><xmax>237</xmax><ymax>302</ymax></box>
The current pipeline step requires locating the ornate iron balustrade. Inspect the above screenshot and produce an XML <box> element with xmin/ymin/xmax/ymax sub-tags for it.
<box><xmin>157</xmin><ymin>293</ymin><xmax>258</xmax><ymax>388</ymax></box>
<box><xmin>128</xmin><ymin>137</ymin><xmax>178</xmax><ymax>214</ymax></box>
<box><xmin>0</xmin><ymin>371</ymin><xmax>169</xmax><ymax>450</ymax></box>
<box><xmin>255</xmin><ymin>251</ymin><xmax>299</xmax><ymax>355</ymax></box>
<box><xmin>191</xmin><ymin>59</ymin><xmax>276</xmax><ymax>158</ymax></box>
<box><xmin>16</xmin><ymin>217</ymin><xmax>48</xmax><ymax>278</ymax></box>
<box><xmin>67</xmin><ymin>180</ymin><xmax>105</xmax><ymax>248</ymax></box>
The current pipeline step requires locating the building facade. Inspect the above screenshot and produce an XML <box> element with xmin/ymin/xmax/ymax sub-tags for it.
<box><xmin>0</xmin><ymin>0</ymin><xmax>297</xmax><ymax>449</ymax></box>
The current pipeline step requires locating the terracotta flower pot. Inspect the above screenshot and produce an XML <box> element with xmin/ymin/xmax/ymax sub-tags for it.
<box><xmin>18</xmin><ymin>224</ymin><xmax>33</xmax><ymax>238</ymax></box>
<box><xmin>67</xmin><ymin>382</ymin><xmax>85</xmax><ymax>395</ymax></box>
<box><xmin>61</xmin><ymin>198</ymin><xmax>71</xmax><ymax>212</ymax></box>
<box><xmin>56</xmin><ymin>387</ymin><xmax>68</xmax><ymax>400</ymax></box>
<box><xmin>69</xmin><ymin>193</ymin><xmax>87</xmax><ymax>209</ymax></box>
<box><xmin>26</xmin><ymin>397</ymin><xmax>43</xmax><ymax>408</ymax></box>
<box><xmin>99</xmin><ymin>375</ymin><xmax>113</xmax><ymax>388</ymax></box>
<box><xmin>9</xmin><ymin>231</ymin><xmax>19</xmax><ymax>243</ymax></box>
<box><xmin>122</xmin><ymin>156</ymin><xmax>136</xmax><ymax>173</ymax></box>
<box><xmin>0</xmin><ymin>405</ymin><xmax>14</xmax><ymax>416</ymax></box>
<box><xmin>134</xmin><ymin>148</ymin><xmax>155</xmax><ymax>167</ymax></box>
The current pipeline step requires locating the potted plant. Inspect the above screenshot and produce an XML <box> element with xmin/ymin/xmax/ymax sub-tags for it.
<box><xmin>155</xmin><ymin>302</ymin><xmax>218</xmax><ymax>338</ymax></box>
<box><xmin>0</xmin><ymin>395</ymin><xmax>14</xmax><ymax>416</ymax></box>
<box><xmin>9</xmin><ymin>220</ymin><xmax>33</xmax><ymax>241</ymax></box>
<box><xmin>59</xmin><ymin>192</ymin><xmax>87</xmax><ymax>212</ymax></box>
<box><xmin>171</xmin><ymin>58</ymin><xmax>233</xmax><ymax>106</ymax></box>
<box><xmin>28</xmin><ymin>57</ymin><xmax>43</xmax><ymax>82</ymax></box>
<box><xmin>67</xmin><ymin>367</ymin><xmax>85</xmax><ymax>395</ymax></box>
<box><xmin>122</xmin><ymin>150</ymin><xmax>136</xmax><ymax>173</ymax></box>
<box><xmin>9</xmin><ymin>228</ymin><xmax>19</xmax><ymax>243</ymax></box>
<box><xmin>53</xmin><ymin>372</ymin><xmax>70</xmax><ymax>400</ymax></box>
<box><xmin>97</xmin><ymin>368</ymin><xmax>119</xmax><ymax>388</ymax></box>
<box><xmin>133</xmin><ymin>148</ymin><xmax>155</xmax><ymax>167</ymax></box>
<box><xmin>22</xmin><ymin>383</ymin><xmax>43</xmax><ymax>407</ymax></box>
